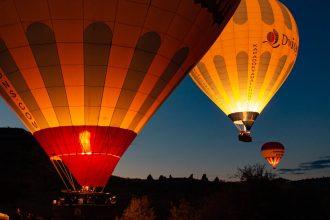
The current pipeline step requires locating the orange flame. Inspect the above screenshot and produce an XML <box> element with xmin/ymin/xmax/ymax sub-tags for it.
<box><xmin>79</xmin><ymin>131</ymin><xmax>91</xmax><ymax>154</ymax></box>
<box><xmin>266</xmin><ymin>157</ymin><xmax>281</xmax><ymax>169</ymax></box>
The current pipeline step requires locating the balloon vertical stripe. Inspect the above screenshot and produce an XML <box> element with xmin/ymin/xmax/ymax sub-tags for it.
<box><xmin>252</xmin><ymin>52</ymin><xmax>271</xmax><ymax>104</ymax></box>
<box><xmin>233</xmin><ymin>0</ymin><xmax>248</xmax><ymax>25</ymax></box>
<box><xmin>258</xmin><ymin>0</ymin><xmax>275</xmax><ymax>25</ymax></box>
<box><xmin>237</xmin><ymin>51</ymin><xmax>249</xmax><ymax>98</ymax></box>
<box><xmin>0</xmin><ymin>82</ymin><xmax>35</xmax><ymax>131</ymax></box>
<box><xmin>111</xmin><ymin>32</ymin><xmax>161</xmax><ymax>127</ymax></box>
<box><xmin>128</xmin><ymin>47</ymin><xmax>189</xmax><ymax>131</ymax></box>
<box><xmin>83</xmin><ymin>22</ymin><xmax>112</xmax><ymax>125</ymax></box>
<box><xmin>26</xmin><ymin>23</ymin><xmax>72</xmax><ymax>126</ymax></box>
<box><xmin>0</xmin><ymin>39</ymin><xmax>49</xmax><ymax>129</ymax></box>
<box><xmin>278</xmin><ymin>2</ymin><xmax>292</xmax><ymax>30</ymax></box>
<box><xmin>264</xmin><ymin>55</ymin><xmax>287</xmax><ymax>95</ymax></box>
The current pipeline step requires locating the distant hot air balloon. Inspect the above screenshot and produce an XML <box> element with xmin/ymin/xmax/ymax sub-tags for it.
<box><xmin>0</xmin><ymin>0</ymin><xmax>240</xmax><ymax>190</ymax></box>
<box><xmin>261</xmin><ymin>142</ymin><xmax>285</xmax><ymax>169</ymax></box>
<box><xmin>190</xmin><ymin>0</ymin><xmax>299</xmax><ymax>142</ymax></box>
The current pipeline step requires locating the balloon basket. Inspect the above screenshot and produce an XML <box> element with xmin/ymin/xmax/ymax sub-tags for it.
<box><xmin>53</xmin><ymin>190</ymin><xmax>118</xmax><ymax>207</ymax></box>
<box><xmin>51</xmin><ymin>191</ymin><xmax>119</xmax><ymax>219</ymax></box>
<box><xmin>238</xmin><ymin>132</ymin><xmax>252</xmax><ymax>142</ymax></box>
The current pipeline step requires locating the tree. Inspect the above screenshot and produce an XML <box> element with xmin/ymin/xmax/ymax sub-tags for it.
<box><xmin>235</xmin><ymin>163</ymin><xmax>276</xmax><ymax>182</ymax></box>
<box><xmin>213</xmin><ymin>177</ymin><xmax>220</xmax><ymax>183</ymax></box>
<box><xmin>201</xmin><ymin>174</ymin><xmax>208</xmax><ymax>182</ymax></box>
<box><xmin>147</xmin><ymin>174</ymin><xmax>154</xmax><ymax>181</ymax></box>
<box><xmin>118</xmin><ymin>196</ymin><xmax>155</xmax><ymax>220</ymax></box>
<box><xmin>188</xmin><ymin>174</ymin><xmax>194</xmax><ymax>180</ymax></box>
<box><xmin>159</xmin><ymin>175</ymin><xmax>166</xmax><ymax>181</ymax></box>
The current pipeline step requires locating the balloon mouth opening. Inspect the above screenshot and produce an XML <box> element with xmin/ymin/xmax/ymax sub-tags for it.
<box><xmin>35</xmin><ymin>126</ymin><xmax>137</xmax><ymax>189</ymax></box>
<box><xmin>228</xmin><ymin>111</ymin><xmax>259</xmax><ymax>124</ymax></box>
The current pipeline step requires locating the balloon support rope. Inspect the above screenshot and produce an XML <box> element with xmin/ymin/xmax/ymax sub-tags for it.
<box><xmin>51</xmin><ymin>158</ymin><xmax>77</xmax><ymax>191</ymax></box>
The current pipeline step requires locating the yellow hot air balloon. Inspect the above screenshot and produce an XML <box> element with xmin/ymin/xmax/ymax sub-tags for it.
<box><xmin>190</xmin><ymin>0</ymin><xmax>299</xmax><ymax>142</ymax></box>
<box><xmin>0</xmin><ymin>0</ymin><xmax>240</xmax><ymax>190</ymax></box>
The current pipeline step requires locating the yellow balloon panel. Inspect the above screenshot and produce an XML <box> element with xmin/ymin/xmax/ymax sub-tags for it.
<box><xmin>190</xmin><ymin>0</ymin><xmax>299</xmax><ymax>116</ymax></box>
<box><xmin>0</xmin><ymin>0</ymin><xmax>240</xmax><ymax>133</ymax></box>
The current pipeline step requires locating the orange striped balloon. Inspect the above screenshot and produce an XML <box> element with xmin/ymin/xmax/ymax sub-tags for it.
<box><xmin>261</xmin><ymin>142</ymin><xmax>285</xmax><ymax>169</ymax></box>
<box><xmin>0</xmin><ymin>0</ymin><xmax>240</xmax><ymax>187</ymax></box>
<box><xmin>190</xmin><ymin>0</ymin><xmax>299</xmax><ymax>142</ymax></box>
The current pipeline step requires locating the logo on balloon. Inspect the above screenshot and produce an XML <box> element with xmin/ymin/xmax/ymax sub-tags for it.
<box><xmin>263</xmin><ymin>29</ymin><xmax>298</xmax><ymax>52</ymax></box>
<box><xmin>263</xmin><ymin>29</ymin><xmax>280</xmax><ymax>48</ymax></box>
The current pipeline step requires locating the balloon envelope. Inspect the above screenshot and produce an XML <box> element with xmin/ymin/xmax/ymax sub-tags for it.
<box><xmin>190</xmin><ymin>0</ymin><xmax>299</xmax><ymax>142</ymax></box>
<box><xmin>261</xmin><ymin>142</ymin><xmax>285</xmax><ymax>169</ymax></box>
<box><xmin>0</xmin><ymin>0</ymin><xmax>239</xmax><ymax>187</ymax></box>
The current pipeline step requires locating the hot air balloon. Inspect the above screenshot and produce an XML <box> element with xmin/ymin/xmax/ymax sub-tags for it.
<box><xmin>261</xmin><ymin>142</ymin><xmax>285</xmax><ymax>169</ymax></box>
<box><xmin>0</xmin><ymin>0</ymin><xmax>240</xmax><ymax>190</ymax></box>
<box><xmin>190</xmin><ymin>0</ymin><xmax>299</xmax><ymax>142</ymax></box>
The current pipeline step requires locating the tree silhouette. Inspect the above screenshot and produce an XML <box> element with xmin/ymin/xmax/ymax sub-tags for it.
<box><xmin>159</xmin><ymin>175</ymin><xmax>166</xmax><ymax>181</ymax></box>
<box><xmin>201</xmin><ymin>174</ymin><xmax>208</xmax><ymax>182</ymax></box>
<box><xmin>235</xmin><ymin>163</ymin><xmax>275</xmax><ymax>182</ymax></box>
<box><xmin>147</xmin><ymin>174</ymin><xmax>154</xmax><ymax>181</ymax></box>
<box><xmin>213</xmin><ymin>177</ymin><xmax>220</xmax><ymax>183</ymax></box>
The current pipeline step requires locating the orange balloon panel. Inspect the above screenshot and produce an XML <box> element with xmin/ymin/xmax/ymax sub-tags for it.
<box><xmin>0</xmin><ymin>0</ymin><xmax>240</xmax><ymax>134</ymax></box>
<box><xmin>190</xmin><ymin>0</ymin><xmax>299</xmax><ymax>141</ymax></box>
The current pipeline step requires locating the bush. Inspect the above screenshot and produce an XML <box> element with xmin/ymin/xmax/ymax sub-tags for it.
<box><xmin>213</xmin><ymin>177</ymin><xmax>220</xmax><ymax>183</ymax></box>
<box><xmin>118</xmin><ymin>196</ymin><xmax>155</xmax><ymax>220</ymax></box>
<box><xmin>147</xmin><ymin>175</ymin><xmax>154</xmax><ymax>181</ymax></box>
<box><xmin>168</xmin><ymin>199</ymin><xmax>199</xmax><ymax>220</ymax></box>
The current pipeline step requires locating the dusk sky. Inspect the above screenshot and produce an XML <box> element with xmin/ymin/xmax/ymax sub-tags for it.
<box><xmin>1</xmin><ymin>0</ymin><xmax>329</xmax><ymax>181</ymax></box>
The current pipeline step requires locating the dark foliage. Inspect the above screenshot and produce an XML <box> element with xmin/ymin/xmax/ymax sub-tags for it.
<box><xmin>201</xmin><ymin>174</ymin><xmax>208</xmax><ymax>182</ymax></box>
<box><xmin>213</xmin><ymin>177</ymin><xmax>220</xmax><ymax>183</ymax></box>
<box><xmin>234</xmin><ymin>164</ymin><xmax>276</xmax><ymax>182</ymax></box>
<box><xmin>158</xmin><ymin>175</ymin><xmax>166</xmax><ymax>181</ymax></box>
<box><xmin>147</xmin><ymin>175</ymin><xmax>154</xmax><ymax>182</ymax></box>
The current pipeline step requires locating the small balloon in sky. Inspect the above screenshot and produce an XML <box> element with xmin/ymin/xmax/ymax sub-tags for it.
<box><xmin>261</xmin><ymin>142</ymin><xmax>285</xmax><ymax>169</ymax></box>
